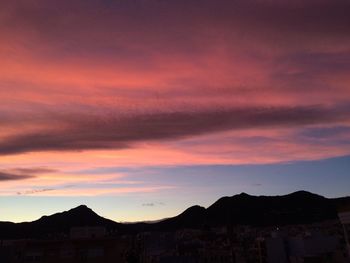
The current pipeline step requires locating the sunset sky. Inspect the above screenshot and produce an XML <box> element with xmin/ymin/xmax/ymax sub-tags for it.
<box><xmin>1</xmin><ymin>0</ymin><xmax>350</xmax><ymax>223</ymax></box>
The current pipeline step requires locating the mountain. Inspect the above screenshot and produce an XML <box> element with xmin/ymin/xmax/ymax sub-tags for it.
<box><xmin>0</xmin><ymin>205</ymin><xmax>121</xmax><ymax>239</ymax></box>
<box><xmin>155</xmin><ymin>205</ymin><xmax>206</xmax><ymax>230</ymax></box>
<box><xmin>1</xmin><ymin>191</ymin><xmax>349</xmax><ymax>239</ymax></box>
<box><xmin>152</xmin><ymin>191</ymin><xmax>349</xmax><ymax>230</ymax></box>
<box><xmin>205</xmin><ymin>191</ymin><xmax>335</xmax><ymax>226</ymax></box>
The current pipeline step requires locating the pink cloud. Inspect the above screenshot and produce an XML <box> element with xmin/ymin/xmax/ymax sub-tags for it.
<box><xmin>0</xmin><ymin>0</ymin><xmax>350</xmax><ymax>196</ymax></box>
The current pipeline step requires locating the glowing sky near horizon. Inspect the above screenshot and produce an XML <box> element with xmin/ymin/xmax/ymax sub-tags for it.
<box><xmin>1</xmin><ymin>0</ymin><xmax>350</xmax><ymax>222</ymax></box>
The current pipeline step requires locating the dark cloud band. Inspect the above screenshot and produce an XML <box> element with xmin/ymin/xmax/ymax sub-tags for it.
<box><xmin>0</xmin><ymin>171</ymin><xmax>33</xmax><ymax>181</ymax></box>
<box><xmin>0</xmin><ymin>105</ymin><xmax>348</xmax><ymax>155</ymax></box>
<box><xmin>0</xmin><ymin>168</ymin><xmax>56</xmax><ymax>181</ymax></box>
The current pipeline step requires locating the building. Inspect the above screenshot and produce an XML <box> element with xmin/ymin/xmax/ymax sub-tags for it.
<box><xmin>338</xmin><ymin>211</ymin><xmax>350</xmax><ymax>258</ymax></box>
<box><xmin>70</xmin><ymin>226</ymin><xmax>106</xmax><ymax>239</ymax></box>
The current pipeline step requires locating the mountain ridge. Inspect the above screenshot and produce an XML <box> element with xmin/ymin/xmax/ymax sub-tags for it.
<box><xmin>1</xmin><ymin>191</ymin><xmax>349</xmax><ymax>239</ymax></box>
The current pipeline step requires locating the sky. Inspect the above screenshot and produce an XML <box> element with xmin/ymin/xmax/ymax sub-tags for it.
<box><xmin>1</xmin><ymin>0</ymin><xmax>350</xmax><ymax>223</ymax></box>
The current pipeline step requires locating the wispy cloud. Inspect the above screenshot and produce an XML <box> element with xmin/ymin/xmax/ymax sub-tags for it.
<box><xmin>21</xmin><ymin>186</ymin><xmax>175</xmax><ymax>197</ymax></box>
<box><xmin>17</xmin><ymin>188</ymin><xmax>54</xmax><ymax>195</ymax></box>
<box><xmin>0</xmin><ymin>171</ymin><xmax>33</xmax><ymax>181</ymax></box>
<box><xmin>142</xmin><ymin>202</ymin><xmax>165</xmax><ymax>207</ymax></box>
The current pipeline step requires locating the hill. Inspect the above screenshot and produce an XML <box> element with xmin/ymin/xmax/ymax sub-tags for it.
<box><xmin>1</xmin><ymin>191</ymin><xmax>349</xmax><ymax>239</ymax></box>
<box><xmin>0</xmin><ymin>205</ymin><xmax>121</xmax><ymax>239</ymax></box>
<box><xmin>157</xmin><ymin>191</ymin><xmax>344</xmax><ymax>230</ymax></box>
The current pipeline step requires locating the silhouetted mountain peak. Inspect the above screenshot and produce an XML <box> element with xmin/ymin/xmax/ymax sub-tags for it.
<box><xmin>286</xmin><ymin>190</ymin><xmax>324</xmax><ymax>199</ymax></box>
<box><xmin>0</xmin><ymin>205</ymin><xmax>121</xmax><ymax>239</ymax></box>
<box><xmin>290</xmin><ymin>190</ymin><xmax>318</xmax><ymax>195</ymax></box>
<box><xmin>182</xmin><ymin>205</ymin><xmax>206</xmax><ymax>215</ymax></box>
<box><xmin>208</xmin><ymin>192</ymin><xmax>254</xmax><ymax>210</ymax></box>
<box><xmin>69</xmin><ymin>204</ymin><xmax>95</xmax><ymax>214</ymax></box>
<box><xmin>36</xmin><ymin>205</ymin><xmax>96</xmax><ymax>222</ymax></box>
<box><xmin>74</xmin><ymin>204</ymin><xmax>89</xmax><ymax>209</ymax></box>
<box><xmin>32</xmin><ymin>204</ymin><xmax>120</xmax><ymax>232</ymax></box>
<box><xmin>157</xmin><ymin>205</ymin><xmax>206</xmax><ymax>230</ymax></box>
<box><xmin>235</xmin><ymin>192</ymin><xmax>255</xmax><ymax>199</ymax></box>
